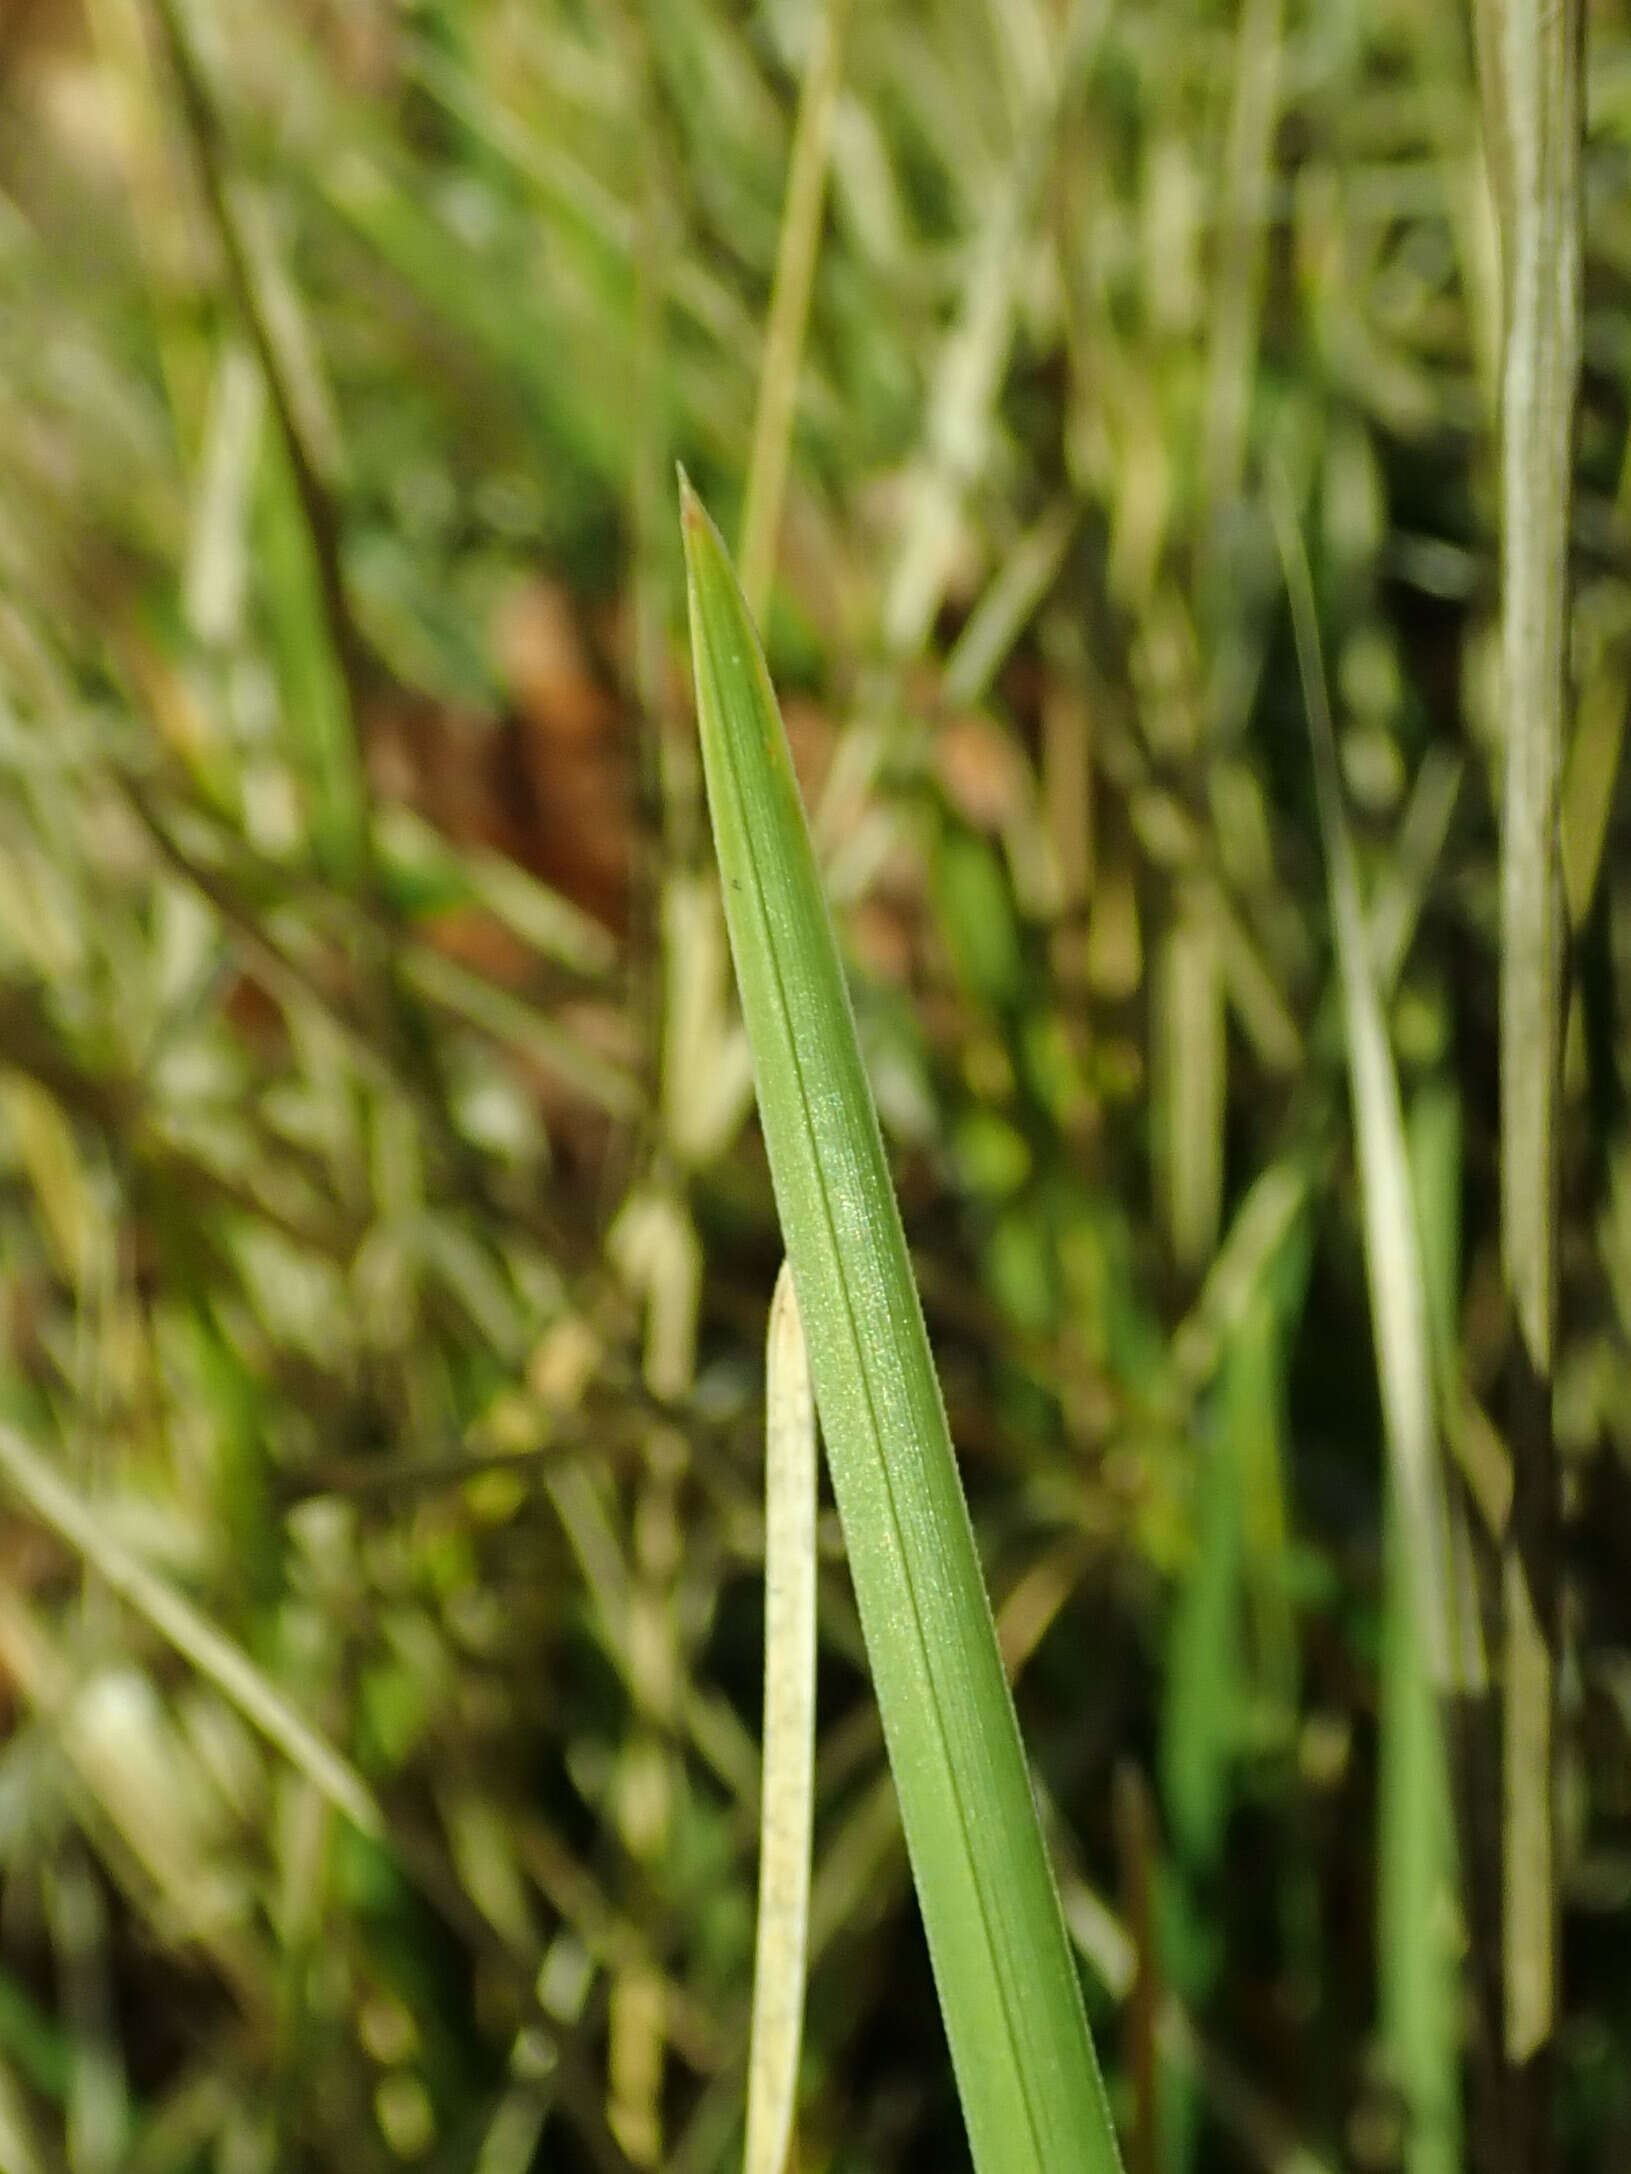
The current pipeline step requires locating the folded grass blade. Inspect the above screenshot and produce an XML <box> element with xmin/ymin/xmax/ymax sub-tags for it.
<box><xmin>681</xmin><ymin>475</ymin><xmax>1120</xmax><ymax>2174</ymax></box>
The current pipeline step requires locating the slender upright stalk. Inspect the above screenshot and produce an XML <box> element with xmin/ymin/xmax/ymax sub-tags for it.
<box><xmin>1470</xmin><ymin>0</ymin><xmax>1585</xmax><ymax>2161</ymax></box>
<box><xmin>738</xmin><ymin>0</ymin><xmax>852</xmax><ymax>625</ymax></box>
<box><xmin>742</xmin><ymin>1263</ymin><xmax>818</xmax><ymax>2174</ymax></box>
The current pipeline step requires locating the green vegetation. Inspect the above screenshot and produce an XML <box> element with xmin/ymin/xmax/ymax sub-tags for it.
<box><xmin>682</xmin><ymin>477</ymin><xmax>1118</xmax><ymax>2171</ymax></box>
<box><xmin>0</xmin><ymin>0</ymin><xmax>1624</xmax><ymax>2170</ymax></box>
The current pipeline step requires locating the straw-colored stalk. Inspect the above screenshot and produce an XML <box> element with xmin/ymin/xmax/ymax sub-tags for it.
<box><xmin>1471</xmin><ymin>0</ymin><xmax>1584</xmax><ymax>2155</ymax></box>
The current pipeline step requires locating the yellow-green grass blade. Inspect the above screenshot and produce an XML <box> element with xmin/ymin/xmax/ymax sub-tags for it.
<box><xmin>680</xmin><ymin>476</ymin><xmax>1120</xmax><ymax>2174</ymax></box>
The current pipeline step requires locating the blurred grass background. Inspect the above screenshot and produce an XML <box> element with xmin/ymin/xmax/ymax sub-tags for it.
<box><xmin>0</xmin><ymin>0</ymin><xmax>1627</xmax><ymax>2169</ymax></box>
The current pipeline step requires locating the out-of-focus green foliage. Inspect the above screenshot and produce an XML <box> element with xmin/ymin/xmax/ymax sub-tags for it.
<box><xmin>0</xmin><ymin>1</ymin><xmax>1627</xmax><ymax>2170</ymax></box>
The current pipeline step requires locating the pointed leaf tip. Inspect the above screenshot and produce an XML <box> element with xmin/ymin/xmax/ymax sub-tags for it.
<box><xmin>676</xmin><ymin>437</ymin><xmax>1120</xmax><ymax>2174</ymax></box>
<box><xmin>677</xmin><ymin>463</ymin><xmax>706</xmax><ymax>533</ymax></box>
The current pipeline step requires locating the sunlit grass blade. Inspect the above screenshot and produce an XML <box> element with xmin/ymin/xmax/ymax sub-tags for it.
<box><xmin>680</xmin><ymin>475</ymin><xmax>1121</xmax><ymax>2174</ymax></box>
<box><xmin>743</xmin><ymin>1261</ymin><xmax>817</xmax><ymax>2174</ymax></box>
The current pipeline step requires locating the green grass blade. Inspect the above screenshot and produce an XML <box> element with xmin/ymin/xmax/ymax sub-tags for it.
<box><xmin>1375</xmin><ymin>1085</ymin><xmax>1465</xmax><ymax>2174</ymax></box>
<box><xmin>680</xmin><ymin>475</ymin><xmax>1120</xmax><ymax>2174</ymax></box>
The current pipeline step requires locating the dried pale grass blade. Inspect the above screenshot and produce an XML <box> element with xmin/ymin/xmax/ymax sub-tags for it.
<box><xmin>739</xmin><ymin>0</ymin><xmax>852</xmax><ymax>623</ymax></box>
<box><xmin>884</xmin><ymin>4</ymin><xmax>1103</xmax><ymax>656</ymax></box>
<box><xmin>743</xmin><ymin>1261</ymin><xmax>818</xmax><ymax>2174</ymax></box>
<box><xmin>1474</xmin><ymin>0</ymin><xmax>1584</xmax><ymax>2086</ymax></box>
<box><xmin>0</xmin><ymin>1422</ymin><xmax>385</xmax><ymax>1840</ymax></box>
<box><xmin>184</xmin><ymin>338</ymin><xmax>262</xmax><ymax>645</ymax></box>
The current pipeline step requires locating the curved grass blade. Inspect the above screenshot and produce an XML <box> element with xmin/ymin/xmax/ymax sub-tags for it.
<box><xmin>680</xmin><ymin>475</ymin><xmax>1120</xmax><ymax>2174</ymax></box>
<box><xmin>743</xmin><ymin>1261</ymin><xmax>817</xmax><ymax>2174</ymax></box>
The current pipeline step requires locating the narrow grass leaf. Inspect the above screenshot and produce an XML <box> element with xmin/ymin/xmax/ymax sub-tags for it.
<box><xmin>1171</xmin><ymin>1158</ymin><xmax>1310</xmax><ymax>1390</ymax></box>
<box><xmin>738</xmin><ymin>0</ymin><xmax>852</xmax><ymax>623</ymax></box>
<box><xmin>1273</xmin><ymin>495</ymin><xmax>1482</xmax><ymax>1699</ymax></box>
<box><xmin>681</xmin><ymin>476</ymin><xmax>1120</xmax><ymax>2174</ymax></box>
<box><xmin>942</xmin><ymin>501</ymin><xmax>1078</xmax><ymax>709</ymax></box>
<box><xmin>743</xmin><ymin>1261</ymin><xmax>817</xmax><ymax>2174</ymax></box>
<box><xmin>1374</xmin><ymin>1086</ymin><xmax>1465</xmax><ymax>2174</ymax></box>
